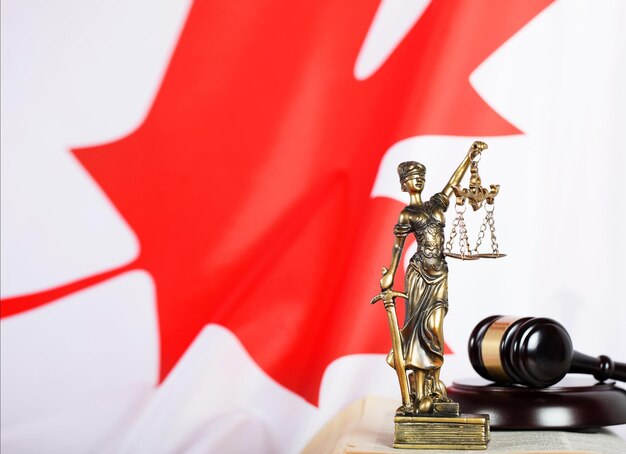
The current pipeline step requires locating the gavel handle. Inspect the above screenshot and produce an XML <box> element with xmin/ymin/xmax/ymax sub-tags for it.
<box><xmin>570</xmin><ymin>352</ymin><xmax>626</xmax><ymax>382</ymax></box>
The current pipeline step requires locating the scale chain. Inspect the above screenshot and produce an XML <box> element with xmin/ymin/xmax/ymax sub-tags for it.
<box><xmin>473</xmin><ymin>211</ymin><xmax>489</xmax><ymax>254</ymax></box>
<box><xmin>458</xmin><ymin>213</ymin><xmax>471</xmax><ymax>257</ymax></box>
<box><xmin>445</xmin><ymin>212</ymin><xmax>462</xmax><ymax>254</ymax></box>
<box><xmin>488</xmin><ymin>210</ymin><xmax>500</xmax><ymax>254</ymax></box>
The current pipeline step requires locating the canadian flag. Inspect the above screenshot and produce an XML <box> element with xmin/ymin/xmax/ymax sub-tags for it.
<box><xmin>2</xmin><ymin>0</ymin><xmax>625</xmax><ymax>452</ymax></box>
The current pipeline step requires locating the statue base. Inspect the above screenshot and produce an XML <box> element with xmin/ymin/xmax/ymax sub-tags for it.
<box><xmin>394</xmin><ymin>402</ymin><xmax>489</xmax><ymax>449</ymax></box>
<box><xmin>394</xmin><ymin>412</ymin><xmax>490</xmax><ymax>450</ymax></box>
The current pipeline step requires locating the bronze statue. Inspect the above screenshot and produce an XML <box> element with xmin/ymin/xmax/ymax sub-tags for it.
<box><xmin>380</xmin><ymin>141</ymin><xmax>485</xmax><ymax>411</ymax></box>
<box><xmin>371</xmin><ymin>141</ymin><xmax>491</xmax><ymax>449</ymax></box>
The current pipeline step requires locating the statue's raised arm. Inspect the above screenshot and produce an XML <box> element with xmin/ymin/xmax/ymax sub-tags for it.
<box><xmin>441</xmin><ymin>141</ymin><xmax>487</xmax><ymax>201</ymax></box>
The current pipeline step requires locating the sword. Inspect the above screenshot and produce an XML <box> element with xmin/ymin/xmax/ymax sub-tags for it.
<box><xmin>370</xmin><ymin>280</ymin><xmax>410</xmax><ymax>408</ymax></box>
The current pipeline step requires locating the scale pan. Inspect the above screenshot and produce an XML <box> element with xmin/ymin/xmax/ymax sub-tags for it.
<box><xmin>476</xmin><ymin>253</ymin><xmax>507</xmax><ymax>259</ymax></box>
<box><xmin>445</xmin><ymin>252</ymin><xmax>480</xmax><ymax>261</ymax></box>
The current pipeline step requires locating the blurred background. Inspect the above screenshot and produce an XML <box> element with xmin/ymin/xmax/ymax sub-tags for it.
<box><xmin>2</xmin><ymin>0</ymin><xmax>625</xmax><ymax>452</ymax></box>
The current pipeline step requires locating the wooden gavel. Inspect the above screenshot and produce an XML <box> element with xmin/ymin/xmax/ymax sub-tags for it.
<box><xmin>468</xmin><ymin>315</ymin><xmax>626</xmax><ymax>387</ymax></box>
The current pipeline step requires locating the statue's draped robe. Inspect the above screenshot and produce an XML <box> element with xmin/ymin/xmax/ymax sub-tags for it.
<box><xmin>387</xmin><ymin>193</ymin><xmax>449</xmax><ymax>371</ymax></box>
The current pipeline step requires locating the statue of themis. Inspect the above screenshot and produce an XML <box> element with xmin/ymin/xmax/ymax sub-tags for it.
<box><xmin>371</xmin><ymin>141</ymin><xmax>487</xmax><ymax>414</ymax></box>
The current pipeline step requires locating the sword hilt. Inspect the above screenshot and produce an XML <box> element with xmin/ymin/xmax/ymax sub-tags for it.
<box><xmin>370</xmin><ymin>289</ymin><xmax>408</xmax><ymax>308</ymax></box>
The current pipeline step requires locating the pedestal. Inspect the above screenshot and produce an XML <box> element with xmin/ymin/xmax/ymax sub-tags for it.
<box><xmin>394</xmin><ymin>413</ymin><xmax>490</xmax><ymax>450</ymax></box>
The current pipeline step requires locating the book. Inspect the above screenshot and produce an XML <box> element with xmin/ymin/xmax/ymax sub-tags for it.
<box><xmin>301</xmin><ymin>395</ymin><xmax>626</xmax><ymax>454</ymax></box>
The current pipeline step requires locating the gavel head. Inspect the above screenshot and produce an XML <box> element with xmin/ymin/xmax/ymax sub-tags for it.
<box><xmin>468</xmin><ymin>315</ymin><xmax>574</xmax><ymax>387</ymax></box>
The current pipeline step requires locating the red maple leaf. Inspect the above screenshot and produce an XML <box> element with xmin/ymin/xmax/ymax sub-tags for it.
<box><xmin>1</xmin><ymin>0</ymin><xmax>552</xmax><ymax>404</ymax></box>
